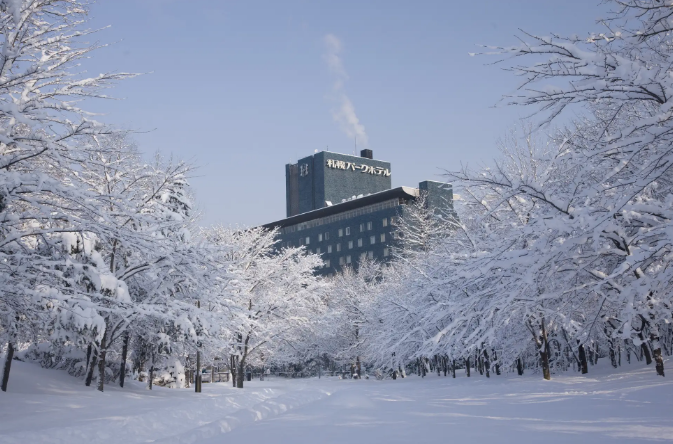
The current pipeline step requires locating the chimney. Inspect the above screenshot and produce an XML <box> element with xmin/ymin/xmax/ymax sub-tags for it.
<box><xmin>360</xmin><ymin>149</ymin><xmax>373</xmax><ymax>159</ymax></box>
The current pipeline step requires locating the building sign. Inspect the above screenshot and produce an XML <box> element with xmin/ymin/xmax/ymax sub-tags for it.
<box><xmin>326</xmin><ymin>159</ymin><xmax>391</xmax><ymax>177</ymax></box>
<box><xmin>299</xmin><ymin>163</ymin><xmax>310</xmax><ymax>177</ymax></box>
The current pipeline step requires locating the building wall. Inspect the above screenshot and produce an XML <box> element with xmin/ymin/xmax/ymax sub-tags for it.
<box><xmin>318</xmin><ymin>151</ymin><xmax>391</xmax><ymax>207</ymax></box>
<box><xmin>276</xmin><ymin>204</ymin><xmax>402</xmax><ymax>276</ymax></box>
<box><xmin>419</xmin><ymin>180</ymin><xmax>454</xmax><ymax>217</ymax></box>
<box><xmin>287</xmin><ymin>151</ymin><xmax>391</xmax><ymax>217</ymax></box>
<box><xmin>285</xmin><ymin>163</ymin><xmax>299</xmax><ymax>217</ymax></box>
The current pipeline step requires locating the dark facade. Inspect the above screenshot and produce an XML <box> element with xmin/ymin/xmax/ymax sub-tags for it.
<box><xmin>285</xmin><ymin>150</ymin><xmax>391</xmax><ymax>218</ymax></box>
<box><xmin>267</xmin><ymin>149</ymin><xmax>453</xmax><ymax>276</ymax></box>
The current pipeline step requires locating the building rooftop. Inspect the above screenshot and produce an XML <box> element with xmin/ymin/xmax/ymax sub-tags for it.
<box><xmin>264</xmin><ymin>186</ymin><xmax>419</xmax><ymax>230</ymax></box>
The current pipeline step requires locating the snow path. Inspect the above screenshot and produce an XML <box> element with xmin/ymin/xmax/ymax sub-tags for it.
<box><xmin>211</xmin><ymin>364</ymin><xmax>673</xmax><ymax>444</ymax></box>
<box><xmin>1</xmin><ymin>361</ymin><xmax>672</xmax><ymax>443</ymax></box>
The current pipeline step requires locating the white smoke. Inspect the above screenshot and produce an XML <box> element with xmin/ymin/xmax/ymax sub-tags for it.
<box><xmin>323</xmin><ymin>34</ymin><xmax>369</xmax><ymax>148</ymax></box>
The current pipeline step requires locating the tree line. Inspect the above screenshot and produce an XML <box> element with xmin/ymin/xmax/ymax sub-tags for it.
<box><xmin>0</xmin><ymin>0</ymin><xmax>328</xmax><ymax>393</ymax></box>
<box><xmin>324</xmin><ymin>0</ymin><xmax>673</xmax><ymax>381</ymax></box>
<box><xmin>4</xmin><ymin>0</ymin><xmax>673</xmax><ymax>393</ymax></box>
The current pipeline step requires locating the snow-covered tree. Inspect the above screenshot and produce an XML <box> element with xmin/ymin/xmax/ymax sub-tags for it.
<box><xmin>202</xmin><ymin>226</ymin><xmax>326</xmax><ymax>388</ymax></box>
<box><xmin>0</xmin><ymin>0</ymin><xmax>134</xmax><ymax>391</ymax></box>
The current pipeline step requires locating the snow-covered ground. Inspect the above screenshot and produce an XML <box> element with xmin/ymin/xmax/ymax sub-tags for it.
<box><xmin>1</xmin><ymin>360</ymin><xmax>672</xmax><ymax>444</ymax></box>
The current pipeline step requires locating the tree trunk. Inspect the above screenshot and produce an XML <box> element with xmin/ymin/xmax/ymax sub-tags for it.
<box><xmin>625</xmin><ymin>341</ymin><xmax>631</xmax><ymax>364</ymax></box>
<box><xmin>539</xmin><ymin>318</ymin><xmax>551</xmax><ymax>381</ymax></box>
<box><xmin>483</xmin><ymin>349</ymin><xmax>490</xmax><ymax>378</ymax></box>
<box><xmin>148</xmin><ymin>364</ymin><xmax>154</xmax><ymax>390</ymax></box>
<box><xmin>540</xmin><ymin>347</ymin><xmax>551</xmax><ymax>380</ymax></box>
<box><xmin>138</xmin><ymin>360</ymin><xmax>146</xmax><ymax>382</ymax></box>
<box><xmin>1</xmin><ymin>342</ymin><xmax>15</xmax><ymax>392</ymax></box>
<box><xmin>465</xmin><ymin>357</ymin><xmax>470</xmax><ymax>377</ymax></box>
<box><xmin>578</xmin><ymin>343</ymin><xmax>588</xmax><ymax>374</ymax></box>
<box><xmin>618</xmin><ymin>344</ymin><xmax>621</xmax><ymax>367</ymax></box>
<box><xmin>97</xmin><ymin>333</ymin><xmax>107</xmax><ymax>392</ymax></box>
<box><xmin>452</xmin><ymin>359</ymin><xmax>456</xmax><ymax>378</ymax></box>
<box><xmin>651</xmin><ymin>340</ymin><xmax>665</xmax><ymax>377</ymax></box>
<box><xmin>230</xmin><ymin>356</ymin><xmax>236</xmax><ymax>387</ymax></box>
<box><xmin>593</xmin><ymin>344</ymin><xmax>599</xmax><ymax>365</ymax></box>
<box><xmin>356</xmin><ymin>356</ymin><xmax>361</xmax><ymax>379</ymax></box>
<box><xmin>236</xmin><ymin>361</ymin><xmax>244</xmax><ymax>388</ymax></box>
<box><xmin>641</xmin><ymin>342</ymin><xmax>653</xmax><ymax>365</ymax></box>
<box><xmin>119</xmin><ymin>333</ymin><xmax>129</xmax><ymax>388</ymax></box>
<box><xmin>85</xmin><ymin>344</ymin><xmax>98</xmax><ymax>387</ymax></box>
<box><xmin>85</xmin><ymin>343</ymin><xmax>92</xmax><ymax>376</ymax></box>
<box><xmin>609</xmin><ymin>345</ymin><xmax>618</xmax><ymax>368</ymax></box>
<box><xmin>517</xmin><ymin>357</ymin><xmax>524</xmax><ymax>376</ymax></box>
<box><xmin>493</xmin><ymin>350</ymin><xmax>501</xmax><ymax>375</ymax></box>
<box><xmin>195</xmin><ymin>350</ymin><xmax>202</xmax><ymax>393</ymax></box>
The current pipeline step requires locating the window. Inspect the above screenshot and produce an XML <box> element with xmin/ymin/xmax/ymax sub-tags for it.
<box><xmin>325</xmin><ymin>259</ymin><xmax>331</xmax><ymax>268</ymax></box>
<box><xmin>380</xmin><ymin>233</ymin><xmax>386</xmax><ymax>242</ymax></box>
<box><xmin>346</xmin><ymin>255</ymin><xmax>352</xmax><ymax>264</ymax></box>
<box><xmin>370</xmin><ymin>235</ymin><xmax>376</xmax><ymax>245</ymax></box>
<box><xmin>338</xmin><ymin>229</ymin><xmax>343</xmax><ymax>237</ymax></box>
<box><xmin>339</xmin><ymin>257</ymin><xmax>345</xmax><ymax>265</ymax></box>
<box><xmin>305</xmin><ymin>236</ymin><xmax>310</xmax><ymax>245</ymax></box>
<box><xmin>360</xmin><ymin>252</ymin><xmax>367</xmax><ymax>261</ymax></box>
<box><xmin>328</xmin><ymin>245</ymin><xmax>333</xmax><ymax>253</ymax></box>
<box><xmin>318</xmin><ymin>233</ymin><xmax>323</xmax><ymax>242</ymax></box>
<box><xmin>382</xmin><ymin>218</ymin><xmax>388</xmax><ymax>227</ymax></box>
<box><xmin>316</xmin><ymin>247</ymin><xmax>321</xmax><ymax>254</ymax></box>
<box><xmin>336</xmin><ymin>243</ymin><xmax>341</xmax><ymax>252</ymax></box>
<box><xmin>390</xmin><ymin>217</ymin><xmax>395</xmax><ymax>225</ymax></box>
<box><xmin>368</xmin><ymin>251</ymin><xmax>374</xmax><ymax>260</ymax></box>
<box><xmin>325</xmin><ymin>232</ymin><xmax>330</xmax><ymax>240</ymax></box>
<box><xmin>348</xmin><ymin>240</ymin><xmax>353</xmax><ymax>249</ymax></box>
<box><xmin>367</xmin><ymin>221</ymin><xmax>372</xmax><ymax>230</ymax></box>
<box><xmin>383</xmin><ymin>248</ymin><xmax>389</xmax><ymax>257</ymax></box>
<box><xmin>360</xmin><ymin>223</ymin><xmax>365</xmax><ymax>232</ymax></box>
<box><xmin>358</xmin><ymin>238</ymin><xmax>363</xmax><ymax>247</ymax></box>
<box><xmin>345</xmin><ymin>227</ymin><xmax>351</xmax><ymax>235</ymax></box>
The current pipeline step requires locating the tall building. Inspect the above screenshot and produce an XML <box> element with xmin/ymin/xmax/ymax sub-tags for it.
<box><xmin>264</xmin><ymin>149</ymin><xmax>452</xmax><ymax>275</ymax></box>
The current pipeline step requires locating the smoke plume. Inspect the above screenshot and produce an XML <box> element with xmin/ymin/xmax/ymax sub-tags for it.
<box><xmin>323</xmin><ymin>34</ymin><xmax>369</xmax><ymax>148</ymax></box>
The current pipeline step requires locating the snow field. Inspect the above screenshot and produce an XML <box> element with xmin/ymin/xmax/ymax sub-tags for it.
<box><xmin>1</xmin><ymin>360</ymin><xmax>672</xmax><ymax>444</ymax></box>
<box><xmin>0</xmin><ymin>361</ymin><xmax>332</xmax><ymax>444</ymax></box>
<box><xmin>220</xmin><ymin>362</ymin><xmax>673</xmax><ymax>444</ymax></box>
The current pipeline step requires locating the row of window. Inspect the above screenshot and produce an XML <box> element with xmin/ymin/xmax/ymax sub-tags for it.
<box><xmin>323</xmin><ymin>248</ymin><xmax>391</xmax><ymax>268</ymax></box>
<box><xmin>310</xmin><ymin>234</ymin><xmax>387</xmax><ymax>254</ymax></box>
<box><xmin>282</xmin><ymin>229</ymin><xmax>402</xmax><ymax>250</ymax></box>
<box><xmin>300</xmin><ymin>217</ymin><xmax>392</xmax><ymax>246</ymax></box>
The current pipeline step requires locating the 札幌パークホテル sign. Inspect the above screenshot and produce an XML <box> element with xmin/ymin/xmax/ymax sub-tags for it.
<box><xmin>326</xmin><ymin>159</ymin><xmax>391</xmax><ymax>177</ymax></box>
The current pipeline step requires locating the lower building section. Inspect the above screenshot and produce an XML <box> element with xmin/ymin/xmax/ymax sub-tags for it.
<box><xmin>264</xmin><ymin>181</ymin><xmax>452</xmax><ymax>276</ymax></box>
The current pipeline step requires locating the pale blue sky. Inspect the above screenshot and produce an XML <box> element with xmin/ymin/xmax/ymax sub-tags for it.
<box><xmin>83</xmin><ymin>0</ymin><xmax>606</xmax><ymax>226</ymax></box>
